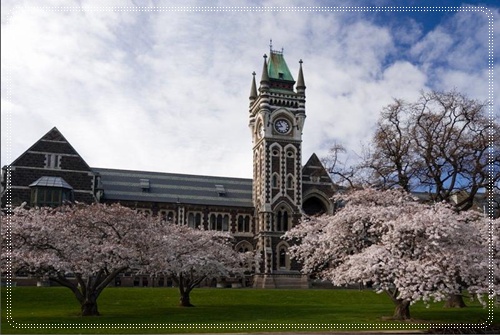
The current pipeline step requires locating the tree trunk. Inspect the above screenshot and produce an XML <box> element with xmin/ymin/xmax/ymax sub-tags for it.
<box><xmin>444</xmin><ymin>294</ymin><xmax>467</xmax><ymax>308</ymax></box>
<box><xmin>179</xmin><ymin>292</ymin><xmax>194</xmax><ymax>307</ymax></box>
<box><xmin>393</xmin><ymin>300</ymin><xmax>411</xmax><ymax>320</ymax></box>
<box><xmin>81</xmin><ymin>297</ymin><xmax>100</xmax><ymax>316</ymax></box>
<box><xmin>385</xmin><ymin>290</ymin><xmax>411</xmax><ymax>320</ymax></box>
<box><xmin>49</xmin><ymin>268</ymin><xmax>127</xmax><ymax>317</ymax></box>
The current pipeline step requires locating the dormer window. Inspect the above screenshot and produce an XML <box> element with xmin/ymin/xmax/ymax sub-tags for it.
<box><xmin>140</xmin><ymin>179</ymin><xmax>150</xmax><ymax>192</ymax></box>
<box><xmin>278</xmin><ymin>72</ymin><xmax>284</xmax><ymax>79</ymax></box>
<box><xmin>29</xmin><ymin>176</ymin><xmax>73</xmax><ymax>207</ymax></box>
<box><xmin>215</xmin><ymin>184</ymin><xmax>226</xmax><ymax>197</ymax></box>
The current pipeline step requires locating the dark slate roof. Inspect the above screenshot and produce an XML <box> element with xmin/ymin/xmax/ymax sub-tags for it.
<box><xmin>92</xmin><ymin>168</ymin><xmax>254</xmax><ymax>208</ymax></box>
<box><xmin>29</xmin><ymin>176</ymin><xmax>73</xmax><ymax>189</ymax></box>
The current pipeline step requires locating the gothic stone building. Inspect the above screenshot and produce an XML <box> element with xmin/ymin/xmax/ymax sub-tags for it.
<box><xmin>1</xmin><ymin>48</ymin><xmax>338</xmax><ymax>288</ymax></box>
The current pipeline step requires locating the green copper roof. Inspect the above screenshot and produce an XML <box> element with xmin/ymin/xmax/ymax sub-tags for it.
<box><xmin>267</xmin><ymin>51</ymin><xmax>295</xmax><ymax>82</ymax></box>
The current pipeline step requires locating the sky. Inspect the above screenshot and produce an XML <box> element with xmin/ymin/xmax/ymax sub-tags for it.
<box><xmin>1</xmin><ymin>0</ymin><xmax>499</xmax><ymax>179</ymax></box>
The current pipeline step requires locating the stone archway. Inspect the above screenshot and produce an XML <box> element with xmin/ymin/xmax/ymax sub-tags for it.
<box><xmin>235</xmin><ymin>240</ymin><xmax>254</xmax><ymax>253</ymax></box>
<box><xmin>302</xmin><ymin>194</ymin><xmax>331</xmax><ymax>216</ymax></box>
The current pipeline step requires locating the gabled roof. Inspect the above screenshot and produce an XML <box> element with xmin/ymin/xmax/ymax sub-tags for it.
<box><xmin>9</xmin><ymin>127</ymin><xmax>93</xmax><ymax>172</ymax></box>
<box><xmin>93</xmin><ymin>167</ymin><xmax>254</xmax><ymax>208</ymax></box>
<box><xmin>302</xmin><ymin>153</ymin><xmax>332</xmax><ymax>183</ymax></box>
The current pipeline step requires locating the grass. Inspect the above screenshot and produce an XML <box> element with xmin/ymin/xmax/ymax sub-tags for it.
<box><xmin>1</xmin><ymin>287</ymin><xmax>497</xmax><ymax>334</ymax></box>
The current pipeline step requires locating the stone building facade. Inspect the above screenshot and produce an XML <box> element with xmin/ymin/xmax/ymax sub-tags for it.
<box><xmin>1</xmin><ymin>48</ymin><xmax>338</xmax><ymax>288</ymax></box>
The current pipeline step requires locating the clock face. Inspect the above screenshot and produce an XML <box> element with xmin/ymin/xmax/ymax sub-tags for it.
<box><xmin>274</xmin><ymin>119</ymin><xmax>291</xmax><ymax>134</ymax></box>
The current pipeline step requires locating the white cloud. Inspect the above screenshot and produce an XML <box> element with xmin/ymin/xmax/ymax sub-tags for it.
<box><xmin>1</xmin><ymin>3</ymin><xmax>496</xmax><ymax>179</ymax></box>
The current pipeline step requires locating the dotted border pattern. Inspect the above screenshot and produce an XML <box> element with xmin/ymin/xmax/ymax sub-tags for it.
<box><xmin>3</xmin><ymin>5</ymin><xmax>495</xmax><ymax>332</ymax></box>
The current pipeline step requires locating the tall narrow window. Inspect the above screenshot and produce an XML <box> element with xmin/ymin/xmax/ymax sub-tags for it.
<box><xmin>279</xmin><ymin>246</ymin><xmax>287</xmax><ymax>269</ymax></box>
<box><xmin>238</xmin><ymin>216</ymin><xmax>244</xmax><ymax>232</ymax></box>
<box><xmin>277</xmin><ymin>211</ymin><xmax>282</xmax><ymax>231</ymax></box>
<box><xmin>244</xmin><ymin>216</ymin><xmax>250</xmax><ymax>232</ymax></box>
<box><xmin>210</xmin><ymin>214</ymin><xmax>216</xmax><ymax>230</ymax></box>
<box><xmin>216</xmin><ymin>214</ymin><xmax>223</xmax><ymax>231</ymax></box>
<box><xmin>283</xmin><ymin>211</ymin><xmax>289</xmax><ymax>231</ymax></box>
<box><xmin>272</xmin><ymin>174</ymin><xmax>279</xmax><ymax>188</ymax></box>
<box><xmin>222</xmin><ymin>215</ymin><xmax>229</xmax><ymax>231</ymax></box>
<box><xmin>275</xmin><ymin>209</ymin><xmax>290</xmax><ymax>231</ymax></box>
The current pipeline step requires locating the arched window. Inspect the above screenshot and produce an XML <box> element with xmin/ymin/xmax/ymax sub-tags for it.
<box><xmin>186</xmin><ymin>212</ymin><xmax>202</xmax><ymax>228</ymax></box>
<box><xmin>237</xmin><ymin>215</ymin><xmax>252</xmax><ymax>233</ymax></box>
<box><xmin>275</xmin><ymin>207</ymin><xmax>290</xmax><ymax>231</ymax></box>
<box><xmin>222</xmin><ymin>214</ymin><xmax>229</xmax><ymax>231</ymax></box>
<box><xmin>303</xmin><ymin>196</ymin><xmax>328</xmax><ymax>216</ymax></box>
<box><xmin>286</xmin><ymin>175</ymin><xmax>294</xmax><ymax>189</ymax></box>
<box><xmin>278</xmin><ymin>244</ymin><xmax>290</xmax><ymax>270</ymax></box>
<box><xmin>160</xmin><ymin>210</ymin><xmax>175</xmax><ymax>224</ymax></box>
<box><xmin>279</xmin><ymin>247</ymin><xmax>286</xmax><ymax>268</ymax></box>
<box><xmin>209</xmin><ymin>213</ymin><xmax>230</xmax><ymax>231</ymax></box>
<box><xmin>237</xmin><ymin>241</ymin><xmax>253</xmax><ymax>253</ymax></box>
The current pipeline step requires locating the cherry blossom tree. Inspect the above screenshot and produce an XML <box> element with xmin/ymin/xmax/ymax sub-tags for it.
<box><xmin>286</xmin><ymin>188</ymin><xmax>492</xmax><ymax>320</ymax></box>
<box><xmin>143</xmin><ymin>224</ymin><xmax>252</xmax><ymax>307</ymax></box>
<box><xmin>1</xmin><ymin>203</ymin><xmax>153</xmax><ymax>316</ymax></box>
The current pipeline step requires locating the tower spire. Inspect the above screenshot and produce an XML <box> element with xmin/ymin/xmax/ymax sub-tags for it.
<box><xmin>260</xmin><ymin>54</ymin><xmax>269</xmax><ymax>83</ymax></box>
<box><xmin>249</xmin><ymin>71</ymin><xmax>258</xmax><ymax>101</ymax></box>
<box><xmin>259</xmin><ymin>54</ymin><xmax>270</xmax><ymax>94</ymax></box>
<box><xmin>296</xmin><ymin>59</ymin><xmax>306</xmax><ymax>96</ymax></box>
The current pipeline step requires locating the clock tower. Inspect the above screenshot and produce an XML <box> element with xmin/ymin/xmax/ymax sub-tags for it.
<box><xmin>249</xmin><ymin>46</ymin><xmax>307</xmax><ymax>288</ymax></box>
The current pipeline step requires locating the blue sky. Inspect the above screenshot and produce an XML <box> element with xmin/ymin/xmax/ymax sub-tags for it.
<box><xmin>1</xmin><ymin>1</ymin><xmax>498</xmax><ymax>178</ymax></box>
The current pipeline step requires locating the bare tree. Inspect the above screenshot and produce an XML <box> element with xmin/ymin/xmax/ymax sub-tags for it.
<box><xmin>364</xmin><ymin>90</ymin><xmax>499</xmax><ymax>212</ymax></box>
<box><xmin>368</xmin><ymin>99</ymin><xmax>416</xmax><ymax>192</ymax></box>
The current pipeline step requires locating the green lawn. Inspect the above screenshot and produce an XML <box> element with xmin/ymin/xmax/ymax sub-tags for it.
<box><xmin>1</xmin><ymin>287</ymin><xmax>497</xmax><ymax>334</ymax></box>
